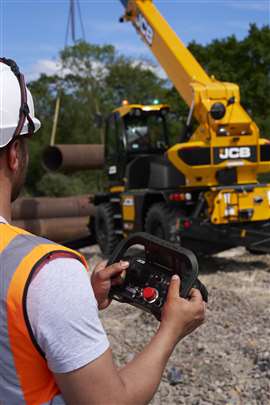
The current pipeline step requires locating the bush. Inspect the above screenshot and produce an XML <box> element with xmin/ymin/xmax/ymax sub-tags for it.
<box><xmin>36</xmin><ymin>173</ymin><xmax>85</xmax><ymax>197</ymax></box>
<box><xmin>36</xmin><ymin>171</ymin><xmax>106</xmax><ymax>197</ymax></box>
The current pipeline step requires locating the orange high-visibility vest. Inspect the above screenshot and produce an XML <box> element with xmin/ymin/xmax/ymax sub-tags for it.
<box><xmin>0</xmin><ymin>223</ymin><xmax>89</xmax><ymax>404</ymax></box>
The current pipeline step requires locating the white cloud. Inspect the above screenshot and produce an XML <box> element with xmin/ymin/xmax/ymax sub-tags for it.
<box><xmin>27</xmin><ymin>59</ymin><xmax>62</xmax><ymax>81</ymax></box>
<box><xmin>26</xmin><ymin>58</ymin><xmax>108</xmax><ymax>82</ymax></box>
<box><xmin>132</xmin><ymin>59</ymin><xmax>168</xmax><ymax>80</ymax></box>
<box><xmin>152</xmin><ymin>65</ymin><xmax>168</xmax><ymax>80</ymax></box>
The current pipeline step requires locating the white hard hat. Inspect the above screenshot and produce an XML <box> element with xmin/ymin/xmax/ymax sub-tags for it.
<box><xmin>0</xmin><ymin>58</ymin><xmax>41</xmax><ymax>148</ymax></box>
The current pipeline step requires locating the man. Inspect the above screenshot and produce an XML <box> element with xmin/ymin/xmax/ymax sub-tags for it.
<box><xmin>0</xmin><ymin>58</ymin><xmax>206</xmax><ymax>404</ymax></box>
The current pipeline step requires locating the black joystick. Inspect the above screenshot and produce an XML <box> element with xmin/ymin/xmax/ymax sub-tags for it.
<box><xmin>108</xmin><ymin>233</ymin><xmax>208</xmax><ymax>321</ymax></box>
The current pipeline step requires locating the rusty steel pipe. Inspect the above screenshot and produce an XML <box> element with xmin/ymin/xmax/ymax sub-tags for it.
<box><xmin>42</xmin><ymin>144</ymin><xmax>104</xmax><ymax>171</ymax></box>
<box><xmin>13</xmin><ymin>217</ymin><xmax>91</xmax><ymax>242</ymax></box>
<box><xmin>12</xmin><ymin>195</ymin><xmax>95</xmax><ymax>220</ymax></box>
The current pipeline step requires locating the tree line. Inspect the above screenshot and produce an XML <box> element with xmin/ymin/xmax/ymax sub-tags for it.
<box><xmin>26</xmin><ymin>24</ymin><xmax>270</xmax><ymax>196</ymax></box>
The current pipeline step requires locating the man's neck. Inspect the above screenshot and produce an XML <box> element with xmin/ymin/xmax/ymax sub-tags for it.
<box><xmin>0</xmin><ymin>201</ymin><xmax>11</xmax><ymax>223</ymax></box>
<box><xmin>0</xmin><ymin>184</ymin><xmax>12</xmax><ymax>222</ymax></box>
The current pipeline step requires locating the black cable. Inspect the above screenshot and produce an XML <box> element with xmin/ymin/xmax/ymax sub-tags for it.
<box><xmin>70</xmin><ymin>0</ymin><xmax>76</xmax><ymax>43</ymax></box>
<box><xmin>77</xmin><ymin>0</ymin><xmax>86</xmax><ymax>41</ymax></box>
<box><xmin>64</xmin><ymin>3</ymin><xmax>71</xmax><ymax>47</ymax></box>
<box><xmin>65</xmin><ymin>0</ymin><xmax>85</xmax><ymax>45</ymax></box>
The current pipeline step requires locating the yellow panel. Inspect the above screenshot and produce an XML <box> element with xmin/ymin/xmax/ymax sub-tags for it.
<box><xmin>114</xmin><ymin>103</ymin><xmax>169</xmax><ymax>117</ymax></box>
<box><xmin>208</xmin><ymin>186</ymin><xmax>270</xmax><ymax>224</ymax></box>
<box><xmin>110</xmin><ymin>186</ymin><xmax>125</xmax><ymax>193</ymax></box>
<box><xmin>121</xmin><ymin>195</ymin><xmax>135</xmax><ymax>221</ymax></box>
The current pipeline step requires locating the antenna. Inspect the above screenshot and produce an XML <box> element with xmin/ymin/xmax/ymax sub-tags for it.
<box><xmin>50</xmin><ymin>0</ymin><xmax>86</xmax><ymax>146</ymax></box>
<box><xmin>65</xmin><ymin>0</ymin><xmax>86</xmax><ymax>46</ymax></box>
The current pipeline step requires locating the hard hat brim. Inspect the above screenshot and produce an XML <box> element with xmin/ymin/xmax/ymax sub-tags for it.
<box><xmin>0</xmin><ymin>116</ymin><xmax>41</xmax><ymax>148</ymax></box>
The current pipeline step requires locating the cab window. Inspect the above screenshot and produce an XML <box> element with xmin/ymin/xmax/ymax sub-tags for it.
<box><xmin>124</xmin><ymin>110</ymin><xmax>168</xmax><ymax>153</ymax></box>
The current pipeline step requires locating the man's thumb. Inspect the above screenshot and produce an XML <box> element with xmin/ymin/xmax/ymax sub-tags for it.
<box><xmin>168</xmin><ymin>274</ymin><xmax>181</xmax><ymax>298</ymax></box>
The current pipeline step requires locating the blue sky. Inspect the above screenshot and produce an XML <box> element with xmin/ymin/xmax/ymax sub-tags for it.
<box><xmin>0</xmin><ymin>0</ymin><xmax>269</xmax><ymax>81</ymax></box>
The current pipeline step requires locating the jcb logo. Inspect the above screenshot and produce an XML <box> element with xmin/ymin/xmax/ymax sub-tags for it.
<box><xmin>135</xmin><ymin>13</ymin><xmax>153</xmax><ymax>46</ymax></box>
<box><xmin>219</xmin><ymin>147</ymin><xmax>251</xmax><ymax>160</ymax></box>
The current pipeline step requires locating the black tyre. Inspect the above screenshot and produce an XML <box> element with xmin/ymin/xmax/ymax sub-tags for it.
<box><xmin>246</xmin><ymin>247</ymin><xmax>267</xmax><ymax>255</ymax></box>
<box><xmin>95</xmin><ymin>203</ymin><xmax>119</xmax><ymax>256</ymax></box>
<box><xmin>145</xmin><ymin>202</ymin><xmax>181</xmax><ymax>243</ymax></box>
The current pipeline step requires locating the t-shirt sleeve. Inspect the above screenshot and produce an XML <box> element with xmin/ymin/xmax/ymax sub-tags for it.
<box><xmin>26</xmin><ymin>257</ymin><xmax>110</xmax><ymax>373</ymax></box>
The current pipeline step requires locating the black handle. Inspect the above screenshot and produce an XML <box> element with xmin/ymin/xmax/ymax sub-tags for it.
<box><xmin>108</xmin><ymin>232</ymin><xmax>199</xmax><ymax>277</ymax></box>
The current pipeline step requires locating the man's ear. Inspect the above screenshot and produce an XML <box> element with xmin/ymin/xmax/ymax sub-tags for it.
<box><xmin>6</xmin><ymin>140</ymin><xmax>20</xmax><ymax>172</ymax></box>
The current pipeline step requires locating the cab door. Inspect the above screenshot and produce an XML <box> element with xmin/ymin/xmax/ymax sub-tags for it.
<box><xmin>105</xmin><ymin>112</ymin><xmax>126</xmax><ymax>186</ymax></box>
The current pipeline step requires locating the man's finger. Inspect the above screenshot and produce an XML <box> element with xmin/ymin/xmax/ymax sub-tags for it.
<box><xmin>167</xmin><ymin>275</ymin><xmax>181</xmax><ymax>299</ymax></box>
<box><xmin>189</xmin><ymin>288</ymin><xmax>203</xmax><ymax>302</ymax></box>
<box><xmin>93</xmin><ymin>260</ymin><xmax>108</xmax><ymax>273</ymax></box>
<box><xmin>99</xmin><ymin>261</ymin><xmax>129</xmax><ymax>280</ymax></box>
<box><xmin>111</xmin><ymin>275</ymin><xmax>125</xmax><ymax>286</ymax></box>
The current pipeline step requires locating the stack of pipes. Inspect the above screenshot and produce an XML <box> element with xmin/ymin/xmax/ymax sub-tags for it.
<box><xmin>11</xmin><ymin>195</ymin><xmax>95</xmax><ymax>243</ymax></box>
<box><xmin>11</xmin><ymin>144</ymin><xmax>104</xmax><ymax>244</ymax></box>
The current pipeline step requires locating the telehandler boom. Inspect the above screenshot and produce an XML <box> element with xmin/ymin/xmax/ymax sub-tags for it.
<box><xmin>93</xmin><ymin>0</ymin><xmax>270</xmax><ymax>256</ymax></box>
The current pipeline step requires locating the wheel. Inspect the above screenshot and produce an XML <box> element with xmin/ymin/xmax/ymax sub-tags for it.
<box><xmin>246</xmin><ymin>247</ymin><xmax>267</xmax><ymax>255</ymax></box>
<box><xmin>144</xmin><ymin>202</ymin><xmax>181</xmax><ymax>243</ymax></box>
<box><xmin>95</xmin><ymin>203</ymin><xmax>119</xmax><ymax>256</ymax></box>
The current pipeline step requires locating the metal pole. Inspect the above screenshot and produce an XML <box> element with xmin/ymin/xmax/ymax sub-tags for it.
<box><xmin>50</xmin><ymin>97</ymin><xmax>61</xmax><ymax>146</ymax></box>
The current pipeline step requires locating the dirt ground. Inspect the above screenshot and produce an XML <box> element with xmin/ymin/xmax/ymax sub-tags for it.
<box><xmin>82</xmin><ymin>245</ymin><xmax>270</xmax><ymax>405</ymax></box>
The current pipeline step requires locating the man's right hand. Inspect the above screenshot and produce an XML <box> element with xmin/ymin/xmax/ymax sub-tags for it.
<box><xmin>160</xmin><ymin>274</ymin><xmax>206</xmax><ymax>344</ymax></box>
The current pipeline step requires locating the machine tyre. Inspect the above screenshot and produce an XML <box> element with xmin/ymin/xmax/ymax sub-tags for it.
<box><xmin>246</xmin><ymin>247</ymin><xmax>267</xmax><ymax>255</ymax></box>
<box><xmin>95</xmin><ymin>203</ymin><xmax>119</xmax><ymax>256</ymax></box>
<box><xmin>145</xmin><ymin>202</ymin><xmax>181</xmax><ymax>243</ymax></box>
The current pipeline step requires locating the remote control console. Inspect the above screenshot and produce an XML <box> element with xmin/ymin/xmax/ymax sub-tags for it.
<box><xmin>108</xmin><ymin>233</ymin><xmax>208</xmax><ymax>321</ymax></box>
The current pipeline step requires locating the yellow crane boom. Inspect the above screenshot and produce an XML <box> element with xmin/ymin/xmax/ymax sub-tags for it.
<box><xmin>120</xmin><ymin>0</ymin><xmax>211</xmax><ymax>107</ymax></box>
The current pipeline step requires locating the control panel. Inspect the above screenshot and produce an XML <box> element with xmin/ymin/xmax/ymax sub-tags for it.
<box><xmin>108</xmin><ymin>233</ymin><xmax>208</xmax><ymax>320</ymax></box>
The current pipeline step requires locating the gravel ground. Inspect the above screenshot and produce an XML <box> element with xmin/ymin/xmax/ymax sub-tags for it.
<box><xmin>81</xmin><ymin>245</ymin><xmax>270</xmax><ymax>405</ymax></box>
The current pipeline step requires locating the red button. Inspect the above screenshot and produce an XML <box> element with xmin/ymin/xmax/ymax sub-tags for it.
<box><xmin>143</xmin><ymin>287</ymin><xmax>158</xmax><ymax>301</ymax></box>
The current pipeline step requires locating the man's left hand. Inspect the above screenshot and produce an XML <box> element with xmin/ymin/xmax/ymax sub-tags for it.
<box><xmin>91</xmin><ymin>260</ymin><xmax>129</xmax><ymax>310</ymax></box>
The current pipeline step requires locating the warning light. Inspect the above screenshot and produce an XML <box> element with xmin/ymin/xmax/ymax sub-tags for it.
<box><xmin>122</xmin><ymin>99</ymin><xmax>129</xmax><ymax>106</ymax></box>
<box><xmin>169</xmin><ymin>193</ymin><xmax>192</xmax><ymax>202</ymax></box>
<box><xmin>153</xmin><ymin>98</ymin><xmax>160</xmax><ymax>105</ymax></box>
<box><xmin>169</xmin><ymin>193</ymin><xmax>185</xmax><ymax>202</ymax></box>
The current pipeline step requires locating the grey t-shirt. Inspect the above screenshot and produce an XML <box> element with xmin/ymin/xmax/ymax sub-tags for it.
<box><xmin>27</xmin><ymin>258</ymin><xmax>110</xmax><ymax>373</ymax></box>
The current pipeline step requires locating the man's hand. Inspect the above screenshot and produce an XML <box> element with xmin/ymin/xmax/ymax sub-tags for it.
<box><xmin>56</xmin><ymin>274</ymin><xmax>206</xmax><ymax>405</ymax></box>
<box><xmin>91</xmin><ymin>260</ymin><xmax>129</xmax><ymax>310</ymax></box>
<box><xmin>160</xmin><ymin>275</ymin><xmax>206</xmax><ymax>344</ymax></box>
